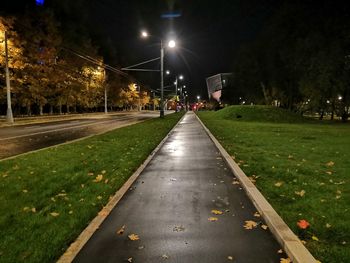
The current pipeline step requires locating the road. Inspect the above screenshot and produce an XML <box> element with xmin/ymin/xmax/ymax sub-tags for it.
<box><xmin>0</xmin><ymin>111</ymin><xmax>171</xmax><ymax>160</ymax></box>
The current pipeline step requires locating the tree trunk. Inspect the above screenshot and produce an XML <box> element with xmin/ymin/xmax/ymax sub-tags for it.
<box><xmin>59</xmin><ymin>102</ymin><xmax>62</xmax><ymax>115</ymax></box>
<box><xmin>67</xmin><ymin>105</ymin><xmax>70</xmax><ymax>114</ymax></box>
<box><xmin>49</xmin><ymin>104</ymin><xmax>54</xmax><ymax>115</ymax></box>
<box><xmin>26</xmin><ymin>105</ymin><xmax>31</xmax><ymax>116</ymax></box>
<box><xmin>319</xmin><ymin>109</ymin><xmax>324</xmax><ymax>120</ymax></box>
<box><xmin>39</xmin><ymin>104</ymin><xmax>44</xmax><ymax>116</ymax></box>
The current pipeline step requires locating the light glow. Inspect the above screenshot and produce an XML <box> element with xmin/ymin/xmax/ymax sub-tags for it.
<box><xmin>168</xmin><ymin>40</ymin><xmax>176</xmax><ymax>48</ymax></box>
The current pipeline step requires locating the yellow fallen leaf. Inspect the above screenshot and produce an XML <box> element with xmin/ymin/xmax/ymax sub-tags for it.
<box><xmin>253</xmin><ymin>212</ymin><xmax>261</xmax><ymax>217</ymax></box>
<box><xmin>117</xmin><ymin>225</ymin><xmax>125</xmax><ymax>235</ymax></box>
<box><xmin>280</xmin><ymin>258</ymin><xmax>291</xmax><ymax>263</ymax></box>
<box><xmin>232</xmin><ymin>180</ymin><xmax>240</xmax><ymax>185</ymax></box>
<box><xmin>22</xmin><ymin>189</ymin><xmax>28</xmax><ymax>193</ymax></box>
<box><xmin>326</xmin><ymin>161</ymin><xmax>335</xmax><ymax>167</ymax></box>
<box><xmin>97</xmin><ymin>196</ymin><xmax>102</xmax><ymax>200</ymax></box>
<box><xmin>243</xmin><ymin>220</ymin><xmax>257</xmax><ymax>230</ymax></box>
<box><xmin>50</xmin><ymin>212</ymin><xmax>59</xmax><ymax>217</ymax></box>
<box><xmin>23</xmin><ymin>207</ymin><xmax>30</xmax><ymax>212</ymax></box>
<box><xmin>87</xmin><ymin>172</ymin><xmax>94</xmax><ymax>176</ymax></box>
<box><xmin>31</xmin><ymin>208</ymin><xmax>36</xmax><ymax>213</ymax></box>
<box><xmin>211</xmin><ymin>210</ymin><xmax>223</xmax><ymax>215</ymax></box>
<box><xmin>69</xmin><ymin>210</ymin><xmax>73</xmax><ymax>214</ymax></box>
<box><xmin>208</xmin><ymin>217</ymin><xmax>218</xmax><ymax>222</ymax></box>
<box><xmin>295</xmin><ymin>190</ymin><xmax>306</xmax><ymax>197</ymax></box>
<box><xmin>301</xmin><ymin>240</ymin><xmax>307</xmax><ymax>245</ymax></box>
<box><xmin>93</xmin><ymin>174</ymin><xmax>103</xmax><ymax>183</ymax></box>
<box><xmin>325</xmin><ymin>171</ymin><xmax>332</xmax><ymax>175</ymax></box>
<box><xmin>326</xmin><ymin>223</ymin><xmax>331</xmax><ymax>228</ymax></box>
<box><xmin>101</xmin><ymin>170</ymin><xmax>106</xmax><ymax>174</ymax></box>
<box><xmin>275</xmin><ymin>182</ymin><xmax>283</xmax><ymax>187</ymax></box>
<box><xmin>312</xmin><ymin>235</ymin><xmax>319</xmax><ymax>241</ymax></box>
<box><xmin>128</xmin><ymin>233</ymin><xmax>140</xmax><ymax>241</ymax></box>
<box><xmin>288</xmin><ymin>155</ymin><xmax>293</xmax><ymax>159</ymax></box>
<box><xmin>261</xmin><ymin>224</ymin><xmax>268</xmax><ymax>230</ymax></box>
<box><xmin>228</xmin><ymin>256</ymin><xmax>234</xmax><ymax>260</ymax></box>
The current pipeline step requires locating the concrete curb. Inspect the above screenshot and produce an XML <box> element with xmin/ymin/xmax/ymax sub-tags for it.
<box><xmin>195</xmin><ymin>114</ymin><xmax>317</xmax><ymax>263</ymax></box>
<box><xmin>57</xmin><ymin>113</ymin><xmax>186</xmax><ymax>263</ymax></box>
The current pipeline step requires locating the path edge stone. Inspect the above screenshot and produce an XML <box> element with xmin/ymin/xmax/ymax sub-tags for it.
<box><xmin>195</xmin><ymin>114</ymin><xmax>317</xmax><ymax>263</ymax></box>
<box><xmin>57</xmin><ymin>113</ymin><xmax>185</xmax><ymax>263</ymax></box>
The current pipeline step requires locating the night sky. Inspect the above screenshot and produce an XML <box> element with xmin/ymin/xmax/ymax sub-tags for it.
<box><xmin>2</xmin><ymin>0</ymin><xmax>279</xmax><ymax>100</ymax></box>
<box><xmin>87</xmin><ymin>0</ymin><xmax>278</xmax><ymax>100</ymax></box>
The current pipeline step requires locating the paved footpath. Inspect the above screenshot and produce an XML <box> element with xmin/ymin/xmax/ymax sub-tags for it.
<box><xmin>73</xmin><ymin>112</ymin><xmax>285</xmax><ymax>263</ymax></box>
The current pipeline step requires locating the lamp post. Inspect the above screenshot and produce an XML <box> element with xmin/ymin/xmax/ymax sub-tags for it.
<box><xmin>135</xmin><ymin>31</ymin><xmax>176</xmax><ymax>118</ymax></box>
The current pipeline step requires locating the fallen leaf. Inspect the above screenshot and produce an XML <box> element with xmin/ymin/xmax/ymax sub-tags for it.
<box><xmin>50</xmin><ymin>212</ymin><xmax>59</xmax><ymax>217</ymax></box>
<box><xmin>312</xmin><ymin>235</ymin><xmax>319</xmax><ymax>241</ymax></box>
<box><xmin>87</xmin><ymin>172</ymin><xmax>94</xmax><ymax>176</ymax></box>
<box><xmin>261</xmin><ymin>224</ymin><xmax>268</xmax><ymax>230</ymax></box>
<box><xmin>297</xmin><ymin>219</ymin><xmax>310</xmax><ymax>229</ymax></box>
<box><xmin>22</xmin><ymin>189</ymin><xmax>28</xmax><ymax>193</ymax></box>
<box><xmin>69</xmin><ymin>210</ymin><xmax>73</xmax><ymax>214</ymax></box>
<box><xmin>228</xmin><ymin>256</ymin><xmax>234</xmax><ymax>260</ymax></box>
<box><xmin>138</xmin><ymin>246</ymin><xmax>145</xmax><ymax>250</ymax></box>
<box><xmin>211</xmin><ymin>209</ymin><xmax>223</xmax><ymax>215</ymax></box>
<box><xmin>23</xmin><ymin>207</ymin><xmax>30</xmax><ymax>212</ymax></box>
<box><xmin>127</xmin><ymin>257</ymin><xmax>133</xmax><ymax>262</ymax></box>
<box><xmin>277</xmin><ymin>249</ymin><xmax>283</xmax><ymax>254</ymax></box>
<box><xmin>93</xmin><ymin>174</ymin><xmax>103</xmax><ymax>183</ymax></box>
<box><xmin>243</xmin><ymin>220</ymin><xmax>257</xmax><ymax>230</ymax></box>
<box><xmin>253</xmin><ymin>212</ymin><xmax>261</xmax><ymax>217</ymax></box>
<box><xmin>101</xmin><ymin>170</ymin><xmax>106</xmax><ymax>174</ymax></box>
<box><xmin>128</xmin><ymin>234</ymin><xmax>140</xmax><ymax>241</ymax></box>
<box><xmin>326</xmin><ymin>161</ymin><xmax>335</xmax><ymax>167</ymax></box>
<box><xmin>117</xmin><ymin>225</ymin><xmax>126</xmax><ymax>235</ymax></box>
<box><xmin>31</xmin><ymin>208</ymin><xmax>36</xmax><ymax>213</ymax></box>
<box><xmin>208</xmin><ymin>217</ymin><xmax>218</xmax><ymax>222</ymax></box>
<box><xmin>326</xmin><ymin>171</ymin><xmax>332</xmax><ymax>175</ymax></box>
<box><xmin>280</xmin><ymin>258</ymin><xmax>291</xmax><ymax>263</ymax></box>
<box><xmin>295</xmin><ymin>190</ymin><xmax>306</xmax><ymax>197</ymax></box>
<box><xmin>97</xmin><ymin>196</ymin><xmax>102</xmax><ymax>200</ymax></box>
<box><xmin>301</xmin><ymin>240</ymin><xmax>307</xmax><ymax>245</ymax></box>
<box><xmin>288</xmin><ymin>155</ymin><xmax>294</xmax><ymax>159</ymax></box>
<box><xmin>232</xmin><ymin>180</ymin><xmax>240</xmax><ymax>185</ymax></box>
<box><xmin>326</xmin><ymin>223</ymin><xmax>331</xmax><ymax>228</ymax></box>
<box><xmin>173</xmin><ymin>225</ymin><xmax>185</xmax><ymax>232</ymax></box>
<box><xmin>275</xmin><ymin>182</ymin><xmax>283</xmax><ymax>187</ymax></box>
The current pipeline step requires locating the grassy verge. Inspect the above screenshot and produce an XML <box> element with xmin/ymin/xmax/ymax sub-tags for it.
<box><xmin>198</xmin><ymin>106</ymin><xmax>349</xmax><ymax>263</ymax></box>
<box><xmin>0</xmin><ymin>112</ymin><xmax>184</xmax><ymax>263</ymax></box>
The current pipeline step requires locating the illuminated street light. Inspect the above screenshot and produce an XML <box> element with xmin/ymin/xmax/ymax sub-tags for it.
<box><xmin>138</xmin><ymin>31</ymin><xmax>177</xmax><ymax>117</ymax></box>
<box><xmin>168</xmin><ymin>40</ymin><xmax>176</xmax><ymax>48</ymax></box>
<box><xmin>197</xmin><ymin>95</ymin><xmax>200</xmax><ymax>100</ymax></box>
<box><xmin>166</xmin><ymin>70</ymin><xmax>170</xmax><ymax>75</ymax></box>
<box><xmin>179</xmin><ymin>75</ymin><xmax>183</xmax><ymax>80</ymax></box>
<box><xmin>338</xmin><ymin>96</ymin><xmax>343</xmax><ymax>100</ymax></box>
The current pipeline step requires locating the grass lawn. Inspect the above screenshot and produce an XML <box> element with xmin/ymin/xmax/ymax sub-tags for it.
<box><xmin>0</xmin><ymin>112</ymin><xmax>184</xmax><ymax>263</ymax></box>
<box><xmin>198</xmin><ymin>106</ymin><xmax>349</xmax><ymax>263</ymax></box>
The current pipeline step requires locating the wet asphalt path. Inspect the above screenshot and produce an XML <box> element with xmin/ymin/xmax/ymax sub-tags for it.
<box><xmin>0</xmin><ymin>111</ymin><xmax>168</xmax><ymax>159</ymax></box>
<box><xmin>73</xmin><ymin>112</ymin><xmax>285</xmax><ymax>263</ymax></box>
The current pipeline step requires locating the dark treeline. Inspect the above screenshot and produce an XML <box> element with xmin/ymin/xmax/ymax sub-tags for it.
<box><xmin>223</xmin><ymin>1</ymin><xmax>350</xmax><ymax>121</ymax></box>
<box><xmin>0</xmin><ymin>1</ymin><xmax>153</xmax><ymax>116</ymax></box>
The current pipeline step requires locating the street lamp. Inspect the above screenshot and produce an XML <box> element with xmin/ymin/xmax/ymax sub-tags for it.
<box><xmin>141</xmin><ymin>30</ymin><xmax>176</xmax><ymax>118</ymax></box>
